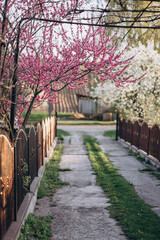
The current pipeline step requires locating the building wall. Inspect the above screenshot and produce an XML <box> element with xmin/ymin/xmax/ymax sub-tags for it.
<box><xmin>78</xmin><ymin>99</ymin><xmax>96</xmax><ymax>115</ymax></box>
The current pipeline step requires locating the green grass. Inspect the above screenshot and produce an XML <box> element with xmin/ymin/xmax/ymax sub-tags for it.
<box><xmin>37</xmin><ymin>144</ymin><xmax>68</xmax><ymax>199</ymax></box>
<box><xmin>19</xmin><ymin>214</ymin><xmax>52</xmax><ymax>240</ymax></box>
<box><xmin>56</xmin><ymin>113</ymin><xmax>75</xmax><ymax>119</ymax></box>
<box><xmin>57</xmin><ymin>129</ymin><xmax>70</xmax><ymax>141</ymax></box>
<box><xmin>152</xmin><ymin>172</ymin><xmax>160</xmax><ymax>180</ymax></box>
<box><xmin>57</xmin><ymin>120</ymin><xmax>115</xmax><ymax>125</ymax></box>
<box><xmin>22</xmin><ymin>112</ymin><xmax>49</xmax><ymax>123</ymax></box>
<box><xmin>83</xmin><ymin>135</ymin><xmax>160</xmax><ymax>240</ymax></box>
<box><xmin>23</xmin><ymin>112</ymin><xmax>75</xmax><ymax>124</ymax></box>
<box><xmin>23</xmin><ymin>112</ymin><xmax>116</xmax><ymax>125</ymax></box>
<box><xmin>103</xmin><ymin>130</ymin><xmax>116</xmax><ymax>139</ymax></box>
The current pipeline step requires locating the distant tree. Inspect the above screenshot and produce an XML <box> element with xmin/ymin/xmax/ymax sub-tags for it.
<box><xmin>101</xmin><ymin>0</ymin><xmax>160</xmax><ymax>49</ymax></box>
<box><xmin>91</xmin><ymin>42</ymin><xmax>160</xmax><ymax>125</ymax></box>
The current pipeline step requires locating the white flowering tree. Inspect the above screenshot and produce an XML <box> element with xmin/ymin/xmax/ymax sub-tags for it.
<box><xmin>91</xmin><ymin>42</ymin><xmax>160</xmax><ymax>125</ymax></box>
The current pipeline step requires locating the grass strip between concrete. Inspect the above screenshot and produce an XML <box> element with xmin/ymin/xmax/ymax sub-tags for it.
<box><xmin>83</xmin><ymin>135</ymin><xmax>160</xmax><ymax>240</ymax></box>
<box><xmin>19</xmin><ymin>214</ymin><xmax>52</xmax><ymax>240</ymax></box>
<box><xmin>37</xmin><ymin>144</ymin><xmax>68</xmax><ymax>199</ymax></box>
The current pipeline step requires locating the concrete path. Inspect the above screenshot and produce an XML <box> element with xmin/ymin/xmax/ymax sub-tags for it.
<box><xmin>51</xmin><ymin>125</ymin><xmax>127</xmax><ymax>240</ymax></box>
<box><xmin>36</xmin><ymin>125</ymin><xmax>160</xmax><ymax>239</ymax></box>
<box><xmin>57</xmin><ymin>125</ymin><xmax>160</xmax><ymax>217</ymax></box>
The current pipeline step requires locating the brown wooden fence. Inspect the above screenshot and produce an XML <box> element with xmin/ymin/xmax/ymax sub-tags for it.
<box><xmin>0</xmin><ymin>117</ymin><xmax>56</xmax><ymax>240</ymax></box>
<box><xmin>117</xmin><ymin>117</ymin><xmax>160</xmax><ymax>162</ymax></box>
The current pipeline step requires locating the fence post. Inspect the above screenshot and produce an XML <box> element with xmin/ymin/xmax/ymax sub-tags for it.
<box><xmin>36</xmin><ymin>131</ymin><xmax>39</xmax><ymax>176</ymax></box>
<box><xmin>14</xmin><ymin>146</ymin><xmax>17</xmax><ymax>221</ymax></box>
<box><xmin>116</xmin><ymin>112</ymin><xmax>119</xmax><ymax>141</ymax></box>
<box><xmin>41</xmin><ymin>128</ymin><xmax>44</xmax><ymax>165</ymax></box>
<box><xmin>131</xmin><ymin>123</ymin><xmax>133</xmax><ymax>145</ymax></box>
<box><xmin>125</xmin><ymin>120</ymin><xmax>127</xmax><ymax>142</ymax></box>
<box><xmin>147</xmin><ymin>128</ymin><xmax>150</xmax><ymax>155</ymax></box>
<box><xmin>55</xmin><ymin>111</ymin><xmax>57</xmax><ymax>137</ymax></box>
<box><xmin>137</xmin><ymin>123</ymin><xmax>141</xmax><ymax>149</ymax></box>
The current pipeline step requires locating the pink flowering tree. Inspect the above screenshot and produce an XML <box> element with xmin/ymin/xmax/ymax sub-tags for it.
<box><xmin>0</xmin><ymin>0</ymin><xmax>134</xmax><ymax>138</ymax></box>
<box><xmin>18</xmin><ymin>25</ymin><xmax>134</xmax><ymax>127</ymax></box>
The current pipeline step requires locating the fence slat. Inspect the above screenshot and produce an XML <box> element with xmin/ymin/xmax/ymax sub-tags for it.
<box><xmin>37</xmin><ymin>123</ymin><xmax>43</xmax><ymax>169</ymax></box>
<box><xmin>28</xmin><ymin>126</ymin><xmax>38</xmax><ymax>182</ymax></box>
<box><xmin>118</xmin><ymin>119</ymin><xmax>122</xmax><ymax>138</ymax></box>
<box><xmin>149</xmin><ymin>124</ymin><xmax>160</xmax><ymax>160</ymax></box>
<box><xmin>48</xmin><ymin>118</ymin><xmax>51</xmax><ymax>148</ymax></box>
<box><xmin>139</xmin><ymin>122</ymin><xmax>149</xmax><ymax>153</ymax></box>
<box><xmin>126</xmin><ymin>120</ymin><xmax>133</xmax><ymax>144</ymax></box>
<box><xmin>122</xmin><ymin>119</ymin><xmax>126</xmax><ymax>140</ymax></box>
<box><xmin>15</xmin><ymin>129</ymin><xmax>29</xmax><ymax>211</ymax></box>
<box><xmin>42</xmin><ymin>120</ymin><xmax>45</xmax><ymax>161</ymax></box>
<box><xmin>45</xmin><ymin>119</ymin><xmax>48</xmax><ymax>156</ymax></box>
<box><xmin>0</xmin><ymin>135</ymin><xmax>14</xmax><ymax>240</ymax></box>
<box><xmin>53</xmin><ymin>116</ymin><xmax>56</xmax><ymax>139</ymax></box>
<box><xmin>132</xmin><ymin>121</ymin><xmax>140</xmax><ymax>149</ymax></box>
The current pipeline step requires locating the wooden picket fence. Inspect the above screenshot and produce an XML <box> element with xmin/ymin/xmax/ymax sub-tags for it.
<box><xmin>117</xmin><ymin>117</ymin><xmax>160</xmax><ymax>162</ymax></box>
<box><xmin>0</xmin><ymin>116</ymin><xmax>56</xmax><ymax>240</ymax></box>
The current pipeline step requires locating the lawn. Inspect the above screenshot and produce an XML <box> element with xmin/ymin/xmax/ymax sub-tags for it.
<box><xmin>57</xmin><ymin>120</ymin><xmax>115</xmax><ymax>125</ymax></box>
<box><xmin>23</xmin><ymin>112</ymin><xmax>116</xmax><ymax>126</ymax></box>
<box><xmin>103</xmin><ymin>130</ymin><xmax>116</xmax><ymax>139</ymax></box>
<box><xmin>23</xmin><ymin>112</ymin><xmax>75</xmax><ymax>124</ymax></box>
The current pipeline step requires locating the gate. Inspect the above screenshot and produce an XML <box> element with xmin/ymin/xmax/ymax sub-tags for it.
<box><xmin>0</xmin><ymin>135</ymin><xmax>14</xmax><ymax>239</ymax></box>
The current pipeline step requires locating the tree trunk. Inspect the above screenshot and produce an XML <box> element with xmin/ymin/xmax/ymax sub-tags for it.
<box><xmin>10</xmin><ymin>22</ymin><xmax>21</xmax><ymax>137</ymax></box>
<box><xmin>22</xmin><ymin>96</ymin><xmax>36</xmax><ymax>128</ymax></box>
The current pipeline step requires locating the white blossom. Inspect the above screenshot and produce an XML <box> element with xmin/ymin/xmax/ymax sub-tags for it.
<box><xmin>91</xmin><ymin>42</ymin><xmax>160</xmax><ymax>125</ymax></box>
